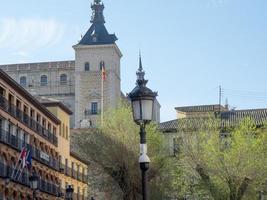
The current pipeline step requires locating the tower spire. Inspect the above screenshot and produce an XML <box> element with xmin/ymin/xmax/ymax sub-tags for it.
<box><xmin>78</xmin><ymin>0</ymin><xmax>117</xmax><ymax>45</ymax></box>
<box><xmin>91</xmin><ymin>0</ymin><xmax>105</xmax><ymax>24</ymax></box>
<box><xmin>139</xmin><ymin>50</ymin><xmax>143</xmax><ymax>71</ymax></box>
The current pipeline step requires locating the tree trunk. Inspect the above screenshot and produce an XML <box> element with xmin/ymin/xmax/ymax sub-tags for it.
<box><xmin>236</xmin><ymin>177</ymin><xmax>251</xmax><ymax>200</ymax></box>
<box><xmin>227</xmin><ymin>177</ymin><xmax>251</xmax><ymax>200</ymax></box>
<box><xmin>195</xmin><ymin>164</ymin><xmax>222</xmax><ymax>200</ymax></box>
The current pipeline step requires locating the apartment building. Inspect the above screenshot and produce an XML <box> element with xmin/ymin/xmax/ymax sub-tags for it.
<box><xmin>0</xmin><ymin>69</ymin><xmax>88</xmax><ymax>199</ymax></box>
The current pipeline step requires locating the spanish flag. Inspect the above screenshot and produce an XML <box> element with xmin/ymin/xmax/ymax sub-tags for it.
<box><xmin>101</xmin><ymin>61</ymin><xmax>106</xmax><ymax>81</ymax></box>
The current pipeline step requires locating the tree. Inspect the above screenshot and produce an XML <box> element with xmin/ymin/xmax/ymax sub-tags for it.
<box><xmin>73</xmin><ymin>102</ymin><xmax>168</xmax><ymax>199</ymax></box>
<box><xmin>177</xmin><ymin>118</ymin><xmax>267</xmax><ymax>200</ymax></box>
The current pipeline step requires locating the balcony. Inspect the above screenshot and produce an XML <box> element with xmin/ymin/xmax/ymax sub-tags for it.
<box><xmin>0</xmin><ymin>162</ymin><xmax>60</xmax><ymax>197</ymax></box>
<box><xmin>0</xmin><ymin>94</ymin><xmax>58</xmax><ymax>146</ymax></box>
<box><xmin>58</xmin><ymin>189</ymin><xmax>86</xmax><ymax>200</ymax></box>
<box><xmin>84</xmin><ymin>109</ymin><xmax>101</xmax><ymax>116</ymax></box>
<box><xmin>59</xmin><ymin>163</ymin><xmax>88</xmax><ymax>183</ymax></box>
<box><xmin>0</xmin><ymin>128</ymin><xmax>59</xmax><ymax>171</ymax></box>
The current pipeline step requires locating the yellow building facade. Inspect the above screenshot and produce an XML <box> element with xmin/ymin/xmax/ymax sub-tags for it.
<box><xmin>0</xmin><ymin>69</ymin><xmax>88</xmax><ymax>200</ymax></box>
<box><xmin>42</xmin><ymin>101</ymin><xmax>88</xmax><ymax>200</ymax></box>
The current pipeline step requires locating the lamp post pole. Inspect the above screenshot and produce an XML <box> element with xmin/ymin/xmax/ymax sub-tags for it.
<box><xmin>139</xmin><ymin>125</ymin><xmax>149</xmax><ymax>200</ymax></box>
<box><xmin>32</xmin><ymin>190</ymin><xmax>36</xmax><ymax>200</ymax></box>
<box><xmin>128</xmin><ymin>53</ymin><xmax>157</xmax><ymax>200</ymax></box>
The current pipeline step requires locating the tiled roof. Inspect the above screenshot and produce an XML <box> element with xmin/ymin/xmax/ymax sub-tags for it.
<box><xmin>160</xmin><ymin>109</ymin><xmax>267</xmax><ymax>132</ymax></box>
<box><xmin>159</xmin><ymin>119</ymin><xmax>178</xmax><ymax>132</ymax></box>
<box><xmin>221</xmin><ymin>109</ymin><xmax>267</xmax><ymax>128</ymax></box>
<box><xmin>175</xmin><ymin>104</ymin><xmax>228</xmax><ymax>113</ymax></box>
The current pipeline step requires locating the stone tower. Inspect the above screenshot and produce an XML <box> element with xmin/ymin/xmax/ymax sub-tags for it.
<box><xmin>73</xmin><ymin>0</ymin><xmax>122</xmax><ymax>128</ymax></box>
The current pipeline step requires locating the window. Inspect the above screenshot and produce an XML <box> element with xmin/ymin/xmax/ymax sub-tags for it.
<box><xmin>91</xmin><ymin>102</ymin><xmax>98</xmax><ymax>115</ymax></box>
<box><xmin>0</xmin><ymin>86</ymin><xmax>5</xmax><ymax>96</ymax></box>
<box><xmin>99</xmin><ymin>61</ymin><xmax>105</xmax><ymax>71</ymax></box>
<box><xmin>53</xmin><ymin>127</ymin><xmax>57</xmax><ymax>135</ymax></box>
<box><xmin>72</xmin><ymin>162</ymin><xmax>74</xmax><ymax>177</ymax></box>
<box><xmin>40</xmin><ymin>75</ymin><xmax>48</xmax><ymax>86</ymax></box>
<box><xmin>65</xmin><ymin>159</ymin><xmax>68</xmax><ymax>173</ymax></box>
<box><xmin>84</xmin><ymin>62</ymin><xmax>90</xmax><ymax>71</ymax></box>
<box><xmin>66</xmin><ymin>125</ymin><xmax>69</xmax><ymax>140</ymax></box>
<box><xmin>20</xmin><ymin>76</ymin><xmax>27</xmax><ymax>87</ymax></box>
<box><xmin>60</xmin><ymin>74</ymin><xmax>67</xmax><ymax>85</ymax></box>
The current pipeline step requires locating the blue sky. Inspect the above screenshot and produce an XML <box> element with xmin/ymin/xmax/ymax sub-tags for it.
<box><xmin>0</xmin><ymin>0</ymin><xmax>267</xmax><ymax>122</ymax></box>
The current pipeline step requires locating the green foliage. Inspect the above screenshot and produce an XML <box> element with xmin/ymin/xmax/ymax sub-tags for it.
<box><xmin>74</xmin><ymin>102</ymin><xmax>168</xmax><ymax>199</ymax></box>
<box><xmin>174</xmin><ymin>117</ymin><xmax>267</xmax><ymax>200</ymax></box>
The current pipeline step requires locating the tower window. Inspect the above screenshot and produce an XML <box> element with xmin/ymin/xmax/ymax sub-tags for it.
<box><xmin>91</xmin><ymin>102</ymin><xmax>98</xmax><ymax>115</ymax></box>
<box><xmin>85</xmin><ymin>62</ymin><xmax>90</xmax><ymax>71</ymax></box>
<box><xmin>60</xmin><ymin>74</ymin><xmax>67</xmax><ymax>85</ymax></box>
<box><xmin>20</xmin><ymin>76</ymin><xmax>27</xmax><ymax>87</ymax></box>
<box><xmin>40</xmin><ymin>75</ymin><xmax>48</xmax><ymax>86</ymax></box>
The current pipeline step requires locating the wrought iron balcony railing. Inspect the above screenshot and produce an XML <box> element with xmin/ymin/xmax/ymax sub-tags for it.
<box><xmin>0</xmin><ymin>94</ymin><xmax>58</xmax><ymax>146</ymax></box>
<box><xmin>0</xmin><ymin>162</ymin><xmax>61</xmax><ymax>197</ymax></box>
<box><xmin>0</xmin><ymin>128</ymin><xmax>59</xmax><ymax>171</ymax></box>
<box><xmin>59</xmin><ymin>163</ymin><xmax>88</xmax><ymax>183</ymax></box>
<box><xmin>84</xmin><ymin>109</ymin><xmax>101</xmax><ymax>116</ymax></box>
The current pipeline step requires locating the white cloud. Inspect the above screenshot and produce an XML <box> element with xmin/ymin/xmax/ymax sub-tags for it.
<box><xmin>0</xmin><ymin>18</ymin><xmax>65</xmax><ymax>57</ymax></box>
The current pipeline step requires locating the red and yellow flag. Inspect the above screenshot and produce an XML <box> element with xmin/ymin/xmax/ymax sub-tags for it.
<box><xmin>101</xmin><ymin>62</ymin><xmax>106</xmax><ymax>81</ymax></box>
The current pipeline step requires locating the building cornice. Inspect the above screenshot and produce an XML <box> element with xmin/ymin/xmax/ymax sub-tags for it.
<box><xmin>0</xmin><ymin>69</ymin><xmax>61</xmax><ymax>125</ymax></box>
<box><xmin>73</xmin><ymin>43</ymin><xmax>123</xmax><ymax>58</ymax></box>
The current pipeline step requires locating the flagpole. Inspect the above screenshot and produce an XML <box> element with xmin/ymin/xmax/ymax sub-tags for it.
<box><xmin>17</xmin><ymin>151</ymin><xmax>29</xmax><ymax>181</ymax></box>
<box><xmin>101</xmin><ymin>65</ymin><xmax>104</xmax><ymax>125</ymax></box>
<box><xmin>11</xmin><ymin>147</ymin><xmax>25</xmax><ymax>179</ymax></box>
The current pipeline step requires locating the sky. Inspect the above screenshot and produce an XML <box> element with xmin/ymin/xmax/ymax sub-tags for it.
<box><xmin>0</xmin><ymin>0</ymin><xmax>267</xmax><ymax>122</ymax></box>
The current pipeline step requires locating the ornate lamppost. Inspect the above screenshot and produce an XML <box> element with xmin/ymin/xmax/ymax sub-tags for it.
<box><xmin>65</xmin><ymin>185</ymin><xmax>74</xmax><ymax>200</ymax></box>
<box><xmin>128</xmin><ymin>55</ymin><xmax>157</xmax><ymax>200</ymax></box>
<box><xmin>29</xmin><ymin>174</ymin><xmax>38</xmax><ymax>200</ymax></box>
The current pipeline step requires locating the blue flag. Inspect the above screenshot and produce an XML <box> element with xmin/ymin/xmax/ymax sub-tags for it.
<box><xmin>26</xmin><ymin>149</ymin><xmax>32</xmax><ymax>169</ymax></box>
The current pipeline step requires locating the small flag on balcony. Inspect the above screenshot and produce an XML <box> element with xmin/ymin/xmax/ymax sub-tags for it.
<box><xmin>20</xmin><ymin>147</ymin><xmax>27</xmax><ymax>168</ymax></box>
<box><xmin>11</xmin><ymin>147</ymin><xmax>27</xmax><ymax>180</ymax></box>
<box><xmin>26</xmin><ymin>150</ymin><xmax>32</xmax><ymax>169</ymax></box>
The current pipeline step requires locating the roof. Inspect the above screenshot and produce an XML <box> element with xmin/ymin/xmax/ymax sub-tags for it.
<box><xmin>220</xmin><ymin>109</ymin><xmax>267</xmax><ymax>128</ymax></box>
<box><xmin>38</xmin><ymin>97</ymin><xmax>73</xmax><ymax>115</ymax></box>
<box><xmin>159</xmin><ymin>119</ymin><xmax>178</xmax><ymax>132</ymax></box>
<box><xmin>0</xmin><ymin>60</ymin><xmax>75</xmax><ymax>69</ymax></box>
<box><xmin>0</xmin><ymin>69</ymin><xmax>61</xmax><ymax>125</ymax></box>
<box><xmin>78</xmin><ymin>1</ymin><xmax>117</xmax><ymax>45</ymax></box>
<box><xmin>160</xmin><ymin>108</ymin><xmax>267</xmax><ymax>132</ymax></box>
<box><xmin>70</xmin><ymin>151</ymin><xmax>90</xmax><ymax>165</ymax></box>
<box><xmin>175</xmin><ymin>104</ymin><xmax>228</xmax><ymax>113</ymax></box>
<box><xmin>79</xmin><ymin>23</ymin><xmax>117</xmax><ymax>45</ymax></box>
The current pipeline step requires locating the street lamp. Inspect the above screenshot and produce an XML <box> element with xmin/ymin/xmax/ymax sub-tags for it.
<box><xmin>128</xmin><ymin>54</ymin><xmax>157</xmax><ymax>200</ymax></box>
<box><xmin>29</xmin><ymin>174</ymin><xmax>38</xmax><ymax>200</ymax></box>
<box><xmin>65</xmin><ymin>185</ymin><xmax>74</xmax><ymax>200</ymax></box>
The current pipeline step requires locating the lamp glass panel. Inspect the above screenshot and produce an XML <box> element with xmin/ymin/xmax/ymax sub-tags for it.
<box><xmin>141</xmin><ymin>99</ymin><xmax>153</xmax><ymax>121</ymax></box>
<box><xmin>132</xmin><ymin>100</ymin><xmax>141</xmax><ymax>120</ymax></box>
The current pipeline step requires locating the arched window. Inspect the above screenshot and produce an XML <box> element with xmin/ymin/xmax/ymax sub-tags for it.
<box><xmin>60</xmin><ymin>74</ymin><xmax>67</xmax><ymax>85</ymax></box>
<box><xmin>40</xmin><ymin>75</ymin><xmax>48</xmax><ymax>86</ymax></box>
<box><xmin>84</xmin><ymin>62</ymin><xmax>90</xmax><ymax>71</ymax></box>
<box><xmin>99</xmin><ymin>61</ymin><xmax>105</xmax><ymax>71</ymax></box>
<box><xmin>20</xmin><ymin>76</ymin><xmax>27</xmax><ymax>87</ymax></box>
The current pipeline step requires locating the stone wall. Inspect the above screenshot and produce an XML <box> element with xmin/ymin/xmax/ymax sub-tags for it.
<box><xmin>71</xmin><ymin>130</ymin><xmax>124</xmax><ymax>200</ymax></box>
<box><xmin>87</xmin><ymin>161</ymin><xmax>124</xmax><ymax>200</ymax></box>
